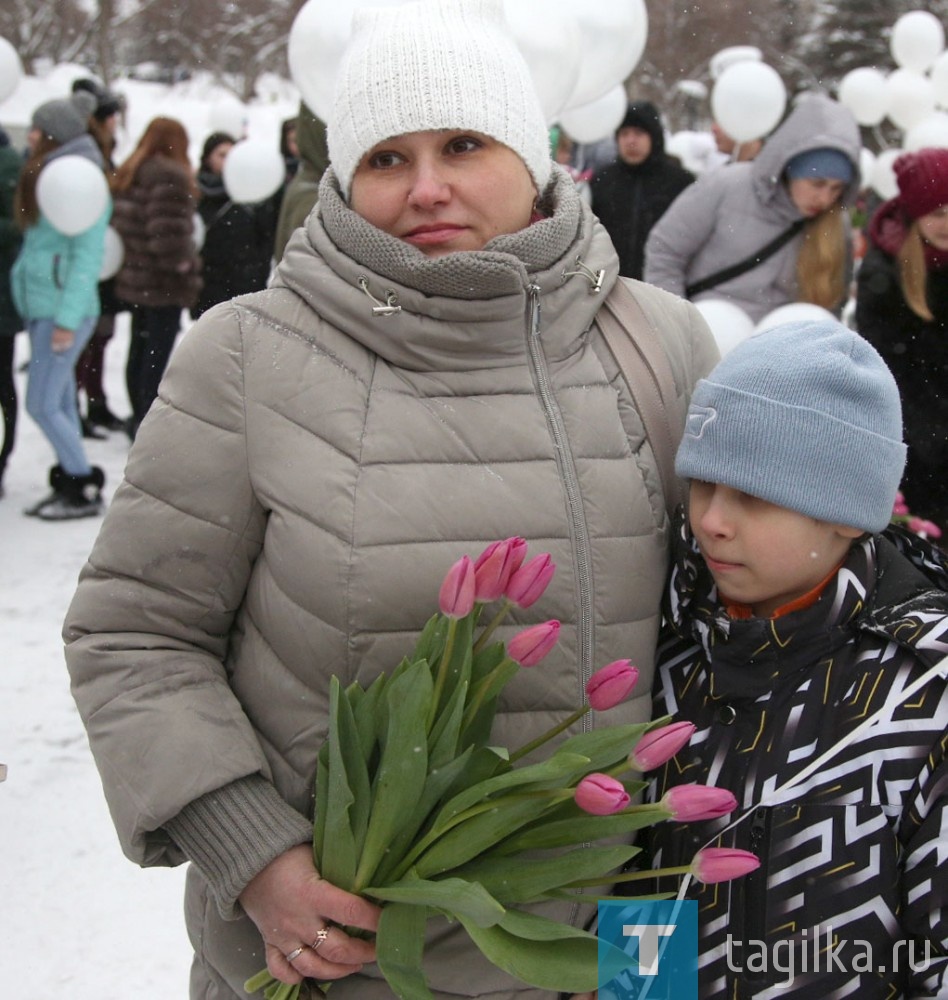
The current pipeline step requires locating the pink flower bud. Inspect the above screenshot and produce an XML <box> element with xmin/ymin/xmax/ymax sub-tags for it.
<box><xmin>438</xmin><ymin>555</ymin><xmax>475</xmax><ymax>619</ymax></box>
<box><xmin>660</xmin><ymin>784</ymin><xmax>736</xmax><ymax>822</ymax></box>
<box><xmin>690</xmin><ymin>847</ymin><xmax>760</xmax><ymax>884</ymax></box>
<box><xmin>909</xmin><ymin>516</ymin><xmax>943</xmax><ymax>539</ymax></box>
<box><xmin>574</xmin><ymin>773</ymin><xmax>631</xmax><ymax>815</ymax></box>
<box><xmin>506</xmin><ymin>620</ymin><xmax>560</xmax><ymax>667</ymax></box>
<box><xmin>892</xmin><ymin>492</ymin><xmax>910</xmax><ymax>516</ymax></box>
<box><xmin>629</xmin><ymin>721</ymin><xmax>696</xmax><ymax>771</ymax></box>
<box><xmin>473</xmin><ymin>537</ymin><xmax>528</xmax><ymax>603</ymax></box>
<box><xmin>505</xmin><ymin>553</ymin><xmax>556</xmax><ymax>608</ymax></box>
<box><xmin>585</xmin><ymin>659</ymin><xmax>639</xmax><ymax>711</ymax></box>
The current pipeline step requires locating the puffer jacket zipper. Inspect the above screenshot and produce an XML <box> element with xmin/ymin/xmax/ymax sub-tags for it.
<box><xmin>524</xmin><ymin>283</ymin><xmax>594</xmax><ymax>708</ymax></box>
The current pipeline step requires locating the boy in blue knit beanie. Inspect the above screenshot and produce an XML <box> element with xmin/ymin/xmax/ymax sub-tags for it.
<box><xmin>646</xmin><ymin>319</ymin><xmax>948</xmax><ymax>999</ymax></box>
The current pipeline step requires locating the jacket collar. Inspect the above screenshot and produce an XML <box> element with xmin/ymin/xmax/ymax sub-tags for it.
<box><xmin>270</xmin><ymin>165</ymin><xmax>621</xmax><ymax>372</ymax></box>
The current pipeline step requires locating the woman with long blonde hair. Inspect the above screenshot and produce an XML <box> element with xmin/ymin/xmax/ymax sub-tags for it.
<box><xmin>645</xmin><ymin>92</ymin><xmax>861</xmax><ymax>325</ymax></box>
<box><xmin>856</xmin><ymin>147</ymin><xmax>948</xmax><ymax>533</ymax></box>
<box><xmin>110</xmin><ymin>115</ymin><xmax>202</xmax><ymax>437</ymax></box>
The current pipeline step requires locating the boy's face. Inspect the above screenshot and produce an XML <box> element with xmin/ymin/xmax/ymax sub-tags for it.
<box><xmin>688</xmin><ymin>481</ymin><xmax>863</xmax><ymax>618</ymax></box>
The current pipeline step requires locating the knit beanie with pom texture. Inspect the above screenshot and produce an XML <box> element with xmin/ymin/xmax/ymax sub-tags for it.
<box><xmin>675</xmin><ymin>320</ymin><xmax>906</xmax><ymax>533</ymax></box>
<box><xmin>328</xmin><ymin>0</ymin><xmax>552</xmax><ymax>200</ymax></box>
<box><xmin>32</xmin><ymin>91</ymin><xmax>96</xmax><ymax>145</ymax></box>
<box><xmin>894</xmin><ymin>147</ymin><xmax>948</xmax><ymax>220</ymax></box>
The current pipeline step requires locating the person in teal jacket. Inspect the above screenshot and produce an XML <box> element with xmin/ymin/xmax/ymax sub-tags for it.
<box><xmin>11</xmin><ymin>92</ymin><xmax>109</xmax><ymax>519</ymax></box>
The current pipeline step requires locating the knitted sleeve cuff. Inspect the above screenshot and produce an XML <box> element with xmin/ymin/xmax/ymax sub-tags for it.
<box><xmin>163</xmin><ymin>775</ymin><xmax>313</xmax><ymax>920</ymax></box>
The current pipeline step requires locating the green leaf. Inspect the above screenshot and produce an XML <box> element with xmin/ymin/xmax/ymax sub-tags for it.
<box><xmin>432</xmin><ymin>612</ymin><xmax>474</xmax><ymax>719</ymax></box>
<box><xmin>354</xmin><ymin>661</ymin><xmax>432</xmax><ymax>890</ymax></box>
<box><xmin>497</xmin><ymin>805</ymin><xmax>668</xmax><ymax>853</ymax></box>
<box><xmin>334</xmin><ymin>677</ymin><xmax>373</xmax><ymax>862</ymax></box>
<box><xmin>451</xmin><ymin>844</ymin><xmax>640</xmax><ymax>904</ymax></box>
<box><xmin>351</xmin><ymin>672</ymin><xmax>388</xmax><ymax>763</ymax></box>
<box><xmin>427</xmin><ymin>673</ymin><xmax>468</xmax><ymax>768</ymax></box>
<box><xmin>312</xmin><ymin>746</ymin><xmax>329</xmax><ymax>871</ymax></box>
<box><xmin>431</xmin><ymin>752</ymin><xmax>591</xmax><ymax>833</ymax></box>
<box><xmin>554</xmin><ymin>721</ymin><xmax>657</xmax><ymax>771</ymax></box>
<box><xmin>411</xmin><ymin>612</ymin><xmax>448</xmax><ymax>667</ymax></box>
<box><xmin>458</xmin><ymin>909</ymin><xmax>599</xmax><ymax>993</ymax></box>
<box><xmin>320</xmin><ymin>677</ymin><xmax>359</xmax><ymax>890</ymax></box>
<box><xmin>364</xmin><ymin>875</ymin><xmax>505</xmax><ymax>927</ymax></box>
<box><xmin>376</xmin><ymin>901</ymin><xmax>432</xmax><ymax>1000</ymax></box>
<box><xmin>413</xmin><ymin>795</ymin><xmax>564</xmax><ymax>879</ymax></box>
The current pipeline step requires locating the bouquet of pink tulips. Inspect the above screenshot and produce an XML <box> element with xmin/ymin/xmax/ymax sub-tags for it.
<box><xmin>246</xmin><ymin>538</ymin><xmax>758</xmax><ymax>1000</ymax></box>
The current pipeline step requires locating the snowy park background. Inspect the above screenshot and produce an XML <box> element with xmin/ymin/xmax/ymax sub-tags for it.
<box><xmin>0</xmin><ymin>70</ymin><xmax>300</xmax><ymax>1000</ymax></box>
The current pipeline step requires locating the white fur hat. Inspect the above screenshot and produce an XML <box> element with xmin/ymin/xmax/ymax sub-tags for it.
<box><xmin>328</xmin><ymin>0</ymin><xmax>552</xmax><ymax>199</ymax></box>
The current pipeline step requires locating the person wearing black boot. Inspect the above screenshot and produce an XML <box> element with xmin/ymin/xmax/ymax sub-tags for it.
<box><xmin>11</xmin><ymin>94</ymin><xmax>109</xmax><ymax>520</ymax></box>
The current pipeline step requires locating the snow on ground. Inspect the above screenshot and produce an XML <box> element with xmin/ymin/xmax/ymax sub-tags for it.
<box><xmin>0</xmin><ymin>67</ymin><xmax>302</xmax><ymax>1000</ymax></box>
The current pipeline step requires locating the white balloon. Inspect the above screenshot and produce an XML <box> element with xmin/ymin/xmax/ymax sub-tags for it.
<box><xmin>886</xmin><ymin>69</ymin><xmax>936</xmax><ymax>131</ymax></box>
<box><xmin>558</xmin><ymin>85</ymin><xmax>626</xmax><ymax>144</ymax></box>
<box><xmin>870</xmin><ymin>148</ymin><xmax>904</xmax><ymax>200</ymax></box>
<box><xmin>98</xmin><ymin>226</ymin><xmax>124</xmax><ymax>280</ymax></box>
<box><xmin>207</xmin><ymin>100</ymin><xmax>247</xmax><ymax>139</ymax></box>
<box><xmin>222</xmin><ymin>139</ymin><xmax>286</xmax><ymax>204</ymax></box>
<box><xmin>709</xmin><ymin>45</ymin><xmax>762</xmax><ymax>81</ymax></box>
<box><xmin>694</xmin><ymin>299</ymin><xmax>755</xmax><ymax>357</ymax></box>
<box><xmin>859</xmin><ymin>147</ymin><xmax>877</xmax><ymax>190</ymax></box>
<box><xmin>568</xmin><ymin>0</ymin><xmax>648</xmax><ymax>109</ymax></box>
<box><xmin>504</xmin><ymin>0</ymin><xmax>583</xmax><ymax>122</ymax></box>
<box><xmin>837</xmin><ymin>67</ymin><xmax>889</xmax><ymax>126</ymax></box>
<box><xmin>904</xmin><ymin>112</ymin><xmax>948</xmax><ymax>151</ymax></box>
<box><xmin>710</xmin><ymin>62</ymin><xmax>787</xmax><ymax>143</ymax></box>
<box><xmin>890</xmin><ymin>10</ymin><xmax>945</xmax><ymax>74</ymax></box>
<box><xmin>932</xmin><ymin>50</ymin><xmax>948</xmax><ymax>108</ymax></box>
<box><xmin>36</xmin><ymin>156</ymin><xmax>109</xmax><ymax>236</ymax></box>
<box><xmin>0</xmin><ymin>35</ymin><xmax>22</xmax><ymax>104</ymax></box>
<box><xmin>287</xmin><ymin>0</ymin><xmax>411</xmax><ymax>123</ymax></box>
<box><xmin>192</xmin><ymin>212</ymin><xmax>206</xmax><ymax>252</ymax></box>
<box><xmin>753</xmin><ymin>302</ymin><xmax>837</xmax><ymax>334</ymax></box>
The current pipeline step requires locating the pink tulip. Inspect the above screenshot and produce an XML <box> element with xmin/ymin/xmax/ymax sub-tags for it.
<box><xmin>585</xmin><ymin>660</ymin><xmax>639</xmax><ymax>711</ymax></box>
<box><xmin>505</xmin><ymin>553</ymin><xmax>556</xmax><ymax>608</ymax></box>
<box><xmin>629</xmin><ymin>721</ymin><xmax>696</xmax><ymax>771</ymax></box>
<box><xmin>574</xmin><ymin>773</ymin><xmax>631</xmax><ymax>815</ymax></box>
<box><xmin>506</xmin><ymin>620</ymin><xmax>560</xmax><ymax>667</ymax></box>
<box><xmin>660</xmin><ymin>784</ymin><xmax>736</xmax><ymax>822</ymax></box>
<box><xmin>473</xmin><ymin>537</ymin><xmax>528</xmax><ymax>603</ymax></box>
<box><xmin>690</xmin><ymin>847</ymin><xmax>760</xmax><ymax>884</ymax></box>
<box><xmin>909</xmin><ymin>516</ymin><xmax>943</xmax><ymax>539</ymax></box>
<box><xmin>892</xmin><ymin>492</ymin><xmax>910</xmax><ymax>517</ymax></box>
<box><xmin>438</xmin><ymin>555</ymin><xmax>476</xmax><ymax>619</ymax></box>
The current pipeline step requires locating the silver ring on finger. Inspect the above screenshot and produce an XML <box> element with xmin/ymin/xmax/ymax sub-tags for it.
<box><xmin>285</xmin><ymin>945</ymin><xmax>306</xmax><ymax>963</ymax></box>
<box><xmin>312</xmin><ymin>926</ymin><xmax>330</xmax><ymax>951</ymax></box>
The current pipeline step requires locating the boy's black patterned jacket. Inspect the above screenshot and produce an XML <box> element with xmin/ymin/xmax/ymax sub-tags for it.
<box><xmin>648</xmin><ymin>522</ymin><xmax>948</xmax><ymax>999</ymax></box>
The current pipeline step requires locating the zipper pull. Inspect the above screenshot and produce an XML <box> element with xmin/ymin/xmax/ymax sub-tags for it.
<box><xmin>749</xmin><ymin>807</ymin><xmax>768</xmax><ymax>850</ymax></box>
<box><xmin>528</xmin><ymin>283</ymin><xmax>541</xmax><ymax>338</ymax></box>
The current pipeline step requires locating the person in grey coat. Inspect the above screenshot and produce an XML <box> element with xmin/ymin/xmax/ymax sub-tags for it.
<box><xmin>644</xmin><ymin>92</ymin><xmax>861</xmax><ymax>324</ymax></box>
<box><xmin>62</xmin><ymin>2</ymin><xmax>718</xmax><ymax>998</ymax></box>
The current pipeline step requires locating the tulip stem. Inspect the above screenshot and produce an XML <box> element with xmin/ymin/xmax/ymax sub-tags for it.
<box><xmin>428</xmin><ymin>616</ymin><xmax>458</xmax><ymax>730</ymax></box>
<box><xmin>508</xmin><ymin>705</ymin><xmax>590</xmax><ymax>763</ymax></box>
<box><xmin>564</xmin><ymin>864</ymin><xmax>691</xmax><ymax>889</ymax></box>
<box><xmin>461</xmin><ymin>656</ymin><xmax>516</xmax><ymax>731</ymax></box>
<box><xmin>473</xmin><ymin>600</ymin><xmax>512</xmax><ymax>653</ymax></box>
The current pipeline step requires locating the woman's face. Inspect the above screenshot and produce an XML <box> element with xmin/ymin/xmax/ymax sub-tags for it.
<box><xmin>918</xmin><ymin>204</ymin><xmax>948</xmax><ymax>251</ymax></box>
<box><xmin>788</xmin><ymin>177</ymin><xmax>847</xmax><ymax>217</ymax></box>
<box><xmin>206</xmin><ymin>141</ymin><xmax>233</xmax><ymax>176</ymax></box>
<box><xmin>349</xmin><ymin>129</ymin><xmax>537</xmax><ymax>256</ymax></box>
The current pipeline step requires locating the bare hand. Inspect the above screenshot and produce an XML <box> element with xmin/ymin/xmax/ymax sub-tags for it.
<box><xmin>239</xmin><ymin>843</ymin><xmax>381</xmax><ymax>986</ymax></box>
<box><xmin>51</xmin><ymin>327</ymin><xmax>75</xmax><ymax>353</ymax></box>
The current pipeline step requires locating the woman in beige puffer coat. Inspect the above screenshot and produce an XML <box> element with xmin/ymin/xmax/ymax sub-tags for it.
<box><xmin>63</xmin><ymin>2</ymin><xmax>718</xmax><ymax>998</ymax></box>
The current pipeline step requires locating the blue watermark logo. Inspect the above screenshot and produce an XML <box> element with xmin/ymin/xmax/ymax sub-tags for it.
<box><xmin>598</xmin><ymin>899</ymin><xmax>698</xmax><ymax>999</ymax></box>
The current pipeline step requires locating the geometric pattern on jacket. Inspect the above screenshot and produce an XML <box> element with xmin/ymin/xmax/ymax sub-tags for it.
<box><xmin>647</xmin><ymin>521</ymin><xmax>948</xmax><ymax>999</ymax></box>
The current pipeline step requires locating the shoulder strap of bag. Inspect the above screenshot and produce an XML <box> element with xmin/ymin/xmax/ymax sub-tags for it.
<box><xmin>599</xmin><ymin>279</ymin><xmax>684</xmax><ymax>519</ymax></box>
<box><xmin>684</xmin><ymin>217</ymin><xmax>807</xmax><ymax>299</ymax></box>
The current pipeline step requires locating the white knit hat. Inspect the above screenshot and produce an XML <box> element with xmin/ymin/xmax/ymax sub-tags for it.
<box><xmin>328</xmin><ymin>0</ymin><xmax>552</xmax><ymax>199</ymax></box>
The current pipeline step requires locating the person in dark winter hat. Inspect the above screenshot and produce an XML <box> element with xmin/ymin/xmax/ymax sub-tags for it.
<box><xmin>648</xmin><ymin>318</ymin><xmax>948</xmax><ymax>1000</ymax></box>
<box><xmin>856</xmin><ymin>146</ymin><xmax>948</xmax><ymax>535</ymax></box>
<box><xmin>72</xmin><ymin>77</ymin><xmax>125</xmax><ymax>122</ymax></box>
<box><xmin>591</xmin><ymin>99</ymin><xmax>694</xmax><ymax>279</ymax></box>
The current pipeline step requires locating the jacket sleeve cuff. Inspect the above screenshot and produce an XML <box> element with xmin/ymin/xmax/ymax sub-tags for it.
<box><xmin>163</xmin><ymin>775</ymin><xmax>313</xmax><ymax>920</ymax></box>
